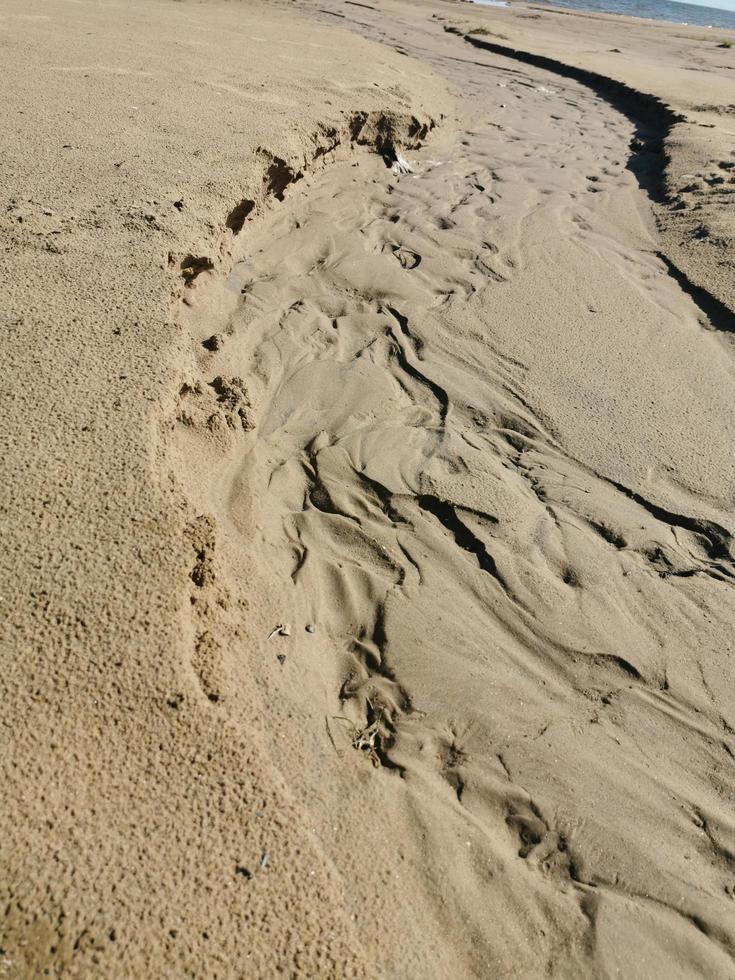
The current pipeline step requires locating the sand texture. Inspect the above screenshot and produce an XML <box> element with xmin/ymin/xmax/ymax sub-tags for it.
<box><xmin>2</xmin><ymin>0</ymin><xmax>735</xmax><ymax>977</ymax></box>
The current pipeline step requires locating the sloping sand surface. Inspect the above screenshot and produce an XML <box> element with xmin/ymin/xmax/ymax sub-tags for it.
<box><xmin>3</xmin><ymin>0</ymin><xmax>735</xmax><ymax>977</ymax></box>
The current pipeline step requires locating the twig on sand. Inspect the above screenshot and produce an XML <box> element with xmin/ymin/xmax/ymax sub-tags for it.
<box><xmin>332</xmin><ymin>702</ymin><xmax>386</xmax><ymax>767</ymax></box>
<box><xmin>267</xmin><ymin>622</ymin><xmax>291</xmax><ymax>639</ymax></box>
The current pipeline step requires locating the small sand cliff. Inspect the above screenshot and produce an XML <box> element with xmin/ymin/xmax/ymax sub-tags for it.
<box><xmin>1</xmin><ymin>1</ymin><xmax>448</xmax><ymax>975</ymax></box>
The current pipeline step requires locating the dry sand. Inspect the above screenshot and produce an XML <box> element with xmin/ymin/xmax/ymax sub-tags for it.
<box><xmin>2</xmin><ymin>0</ymin><xmax>735</xmax><ymax>977</ymax></box>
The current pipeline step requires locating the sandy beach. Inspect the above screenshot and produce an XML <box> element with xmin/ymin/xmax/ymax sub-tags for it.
<box><xmin>2</xmin><ymin>0</ymin><xmax>735</xmax><ymax>976</ymax></box>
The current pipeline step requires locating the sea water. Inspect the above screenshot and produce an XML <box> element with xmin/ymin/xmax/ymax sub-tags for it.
<box><xmin>529</xmin><ymin>0</ymin><xmax>735</xmax><ymax>30</ymax></box>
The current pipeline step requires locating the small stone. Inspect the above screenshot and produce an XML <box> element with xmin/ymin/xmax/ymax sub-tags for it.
<box><xmin>305</xmin><ymin>623</ymin><xmax>316</xmax><ymax>634</ymax></box>
<box><xmin>276</xmin><ymin>654</ymin><xmax>286</xmax><ymax>666</ymax></box>
<box><xmin>260</xmin><ymin>852</ymin><xmax>270</xmax><ymax>870</ymax></box>
<box><xmin>202</xmin><ymin>334</ymin><xmax>223</xmax><ymax>352</ymax></box>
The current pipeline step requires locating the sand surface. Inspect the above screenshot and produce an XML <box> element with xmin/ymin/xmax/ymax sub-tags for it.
<box><xmin>3</xmin><ymin>0</ymin><xmax>735</xmax><ymax>977</ymax></box>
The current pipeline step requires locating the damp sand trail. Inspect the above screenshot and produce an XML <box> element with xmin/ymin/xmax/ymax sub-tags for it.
<box><xmin>171</xmin><ymin>42</ymin><xmax>735</xmax><ymax>980</ymax></box>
